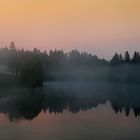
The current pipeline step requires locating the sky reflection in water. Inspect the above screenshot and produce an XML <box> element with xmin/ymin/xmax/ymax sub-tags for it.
<box><xmin>0</xmin><ymin>82</ymin><xmax>140</xmax><ymax>140</ymax></box>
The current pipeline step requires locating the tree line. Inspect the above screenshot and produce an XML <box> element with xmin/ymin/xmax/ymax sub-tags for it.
<box><xmin>111</xmin><ymin>51</ymin><xmax>140</xmax><ymax>65</ymax></box>
<box><xmin>0</xmin><ymin>42</ymin><xmax>140</xmax><ymax>87</ymax></box>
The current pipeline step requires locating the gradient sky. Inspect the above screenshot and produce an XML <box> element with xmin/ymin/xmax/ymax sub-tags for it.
<box><xmin>0</xmin><ymin>0</ymin><xmax>140</xmax><ymax>58</ymax></box>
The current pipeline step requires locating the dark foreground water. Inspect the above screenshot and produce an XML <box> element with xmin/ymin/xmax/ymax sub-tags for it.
<box><xmin>0</xmin><ymin>82</ymin><xmax>140</xmax><ymax>140</ymax></box>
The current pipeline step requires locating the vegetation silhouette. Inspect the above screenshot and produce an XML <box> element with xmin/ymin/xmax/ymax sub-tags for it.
<box><xmin>0</xmin><ymin>42</ymin><xmax>44</xmax><ymax>87</ymax></box>
<box><xmin>0</xmin><ymin>42</ymin><xmax>140</xmax><ymax>87</ymax></box>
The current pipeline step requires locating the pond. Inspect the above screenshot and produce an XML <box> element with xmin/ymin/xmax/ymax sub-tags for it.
<box><xmin>0</xmin><ymin>82</ymin><xmax>140</xmax><ymax>140</ymax></box>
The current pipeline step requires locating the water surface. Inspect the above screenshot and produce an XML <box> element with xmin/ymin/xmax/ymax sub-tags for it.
<box><xmin>0</xmin><ymin>82</ymin><xmax>140</xmax><ymax>140</ymax></box>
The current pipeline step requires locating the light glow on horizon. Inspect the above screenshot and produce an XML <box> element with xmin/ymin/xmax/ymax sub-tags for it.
<box><xmin>0</xmin><ymin>0</ymin><xmax>140</xmax><ymax>58</ymax></box>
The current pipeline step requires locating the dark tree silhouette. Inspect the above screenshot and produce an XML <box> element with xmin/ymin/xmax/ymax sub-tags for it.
<box><xmin>9</xmin><ymin>41</ymin><xmax>16</xmax><ymax>50</ymax></box>
<box><xmin>18</xmin><ymin>55</ymin><xmax>44</xmax><ymax>87</ymax></box>
<box><xmin>111</xmin><ymin>53</ymin><xmax>120</xmax><ymax>65</ymax></box>
<box><xmin>124</xmin><ymin>51</ymin><xmax>131</xmax><ymax>63</ymax></box>
<box><xmin>132</xmin><ymin>51</ymin><xmax>140</xmax><ymax>63</ymax></box>
<box><xmin>119</xmin><ymin>54</ymin><xmax>123</xmax><ymax>63</ymax></box>
<box><xmin>6</xmin><ymin>42</ymin><xmax>44</xmax><ymax>87</ymax></box>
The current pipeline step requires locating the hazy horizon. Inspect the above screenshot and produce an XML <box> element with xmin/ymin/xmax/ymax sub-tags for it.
<box><xmin>0</xmin><ymin>42</ymin><xmax>138</xmax><ymax>60</ymax></box>
<box><xmin>0</xmin><ymin>0</ymin><xmax>140</xmax><ymax>59</ymax></box>
<box><xmin>0</xmin><ymin>1</ymin><xmax>140</xmax><ymax>139</ymax></box>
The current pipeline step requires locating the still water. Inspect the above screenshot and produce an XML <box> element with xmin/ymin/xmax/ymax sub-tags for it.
<box><xmin>0</xmin><ymin>82</ymin><xmax>140</xmax><ymax>140</ymax></box>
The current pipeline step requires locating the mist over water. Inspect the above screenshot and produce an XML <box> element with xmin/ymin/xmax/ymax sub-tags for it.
<box><xmin>0</xmin><ymin>82</ymin><xmax>140</xmax><ymax>140</ymax></box>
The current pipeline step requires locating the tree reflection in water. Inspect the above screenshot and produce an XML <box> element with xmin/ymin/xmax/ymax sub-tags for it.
<box><xmin>0</xmin><ymin>83</ymin><xmax>140</xmax><ymax>121</ymax></box>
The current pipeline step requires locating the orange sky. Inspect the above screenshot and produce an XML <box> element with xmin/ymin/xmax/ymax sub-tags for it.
<box><xmin>0</xmin><ymin>0</ymin><xmax>140</xmax><ymax>58</ymax></box>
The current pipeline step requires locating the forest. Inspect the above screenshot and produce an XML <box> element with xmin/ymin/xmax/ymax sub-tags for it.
<box><xmin>0</xmin><ymin>42</ymin><xmax>140</xmax><ymax>87</ymax></box>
